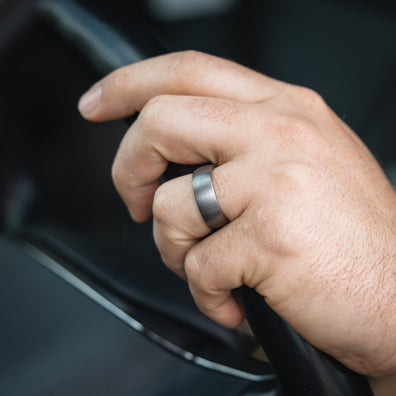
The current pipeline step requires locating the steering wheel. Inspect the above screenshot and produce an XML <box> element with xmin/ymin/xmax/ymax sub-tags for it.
<box><xmin>13</xmin><ymin>0</ymin><xmax>374</xmax><ymax>394</ymax></box>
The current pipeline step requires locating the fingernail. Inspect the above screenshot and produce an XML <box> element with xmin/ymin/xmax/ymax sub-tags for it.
<box><xmin>78</xmin><ymin>85</ymin><xmax>102</xmax><ymax>117</ymax></box>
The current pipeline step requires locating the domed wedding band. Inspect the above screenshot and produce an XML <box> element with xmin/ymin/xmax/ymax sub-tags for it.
<box><xmin>192</xmin><ymin>165</ymin><xmax>229</xmax><ymax>229</ymax></box>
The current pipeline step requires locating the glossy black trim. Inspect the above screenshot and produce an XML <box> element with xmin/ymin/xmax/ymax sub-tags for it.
<box><xmin>240</xmin><ymin>287</ymin><xmax>373</xmax><ymax>395</ymax></box>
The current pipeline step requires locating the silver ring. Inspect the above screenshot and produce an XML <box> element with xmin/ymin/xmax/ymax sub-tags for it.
<box><xmin>192</xmin><ymin>165</ymin><xmax>229</xmax><ymax>229</ymax></box>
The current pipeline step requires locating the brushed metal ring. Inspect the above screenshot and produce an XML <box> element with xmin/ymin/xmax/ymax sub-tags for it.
<box><xmin>192</xmin><ymin>165</ymin><xmax>229</xmax><ymax>229</ymax></box>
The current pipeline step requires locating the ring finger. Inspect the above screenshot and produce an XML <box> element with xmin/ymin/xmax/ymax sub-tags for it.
<box><xmin>153</xmin><ymin>160</ymin><xmax>254</xmax><ymax>278</ymax></box>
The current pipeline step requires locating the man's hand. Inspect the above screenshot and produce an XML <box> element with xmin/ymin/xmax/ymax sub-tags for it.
<box><xmin>78</xmin><ymin>51</ymin><xmax>396</xmax><ymax>377</ymax></box>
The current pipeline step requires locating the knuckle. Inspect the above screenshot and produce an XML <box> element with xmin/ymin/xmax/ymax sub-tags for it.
<box><xmin>172</xmin><ymin>50</ymin><xmax>212</xmax><ymax>84</ymax></box>
<box><xmin>156</xmin><ymin>224</ymin><xmax>187</xmax><ymax>257</ymax></box>
<box><xmin>139</xmin><ymin>94</ymin><xmax>171</xmax><ymax>130</ymax></box>
<box><xmin>283</xmin><ymin>110</ymin><xmax>333</xmax><ymax>158</ymax></box>
<box><xmin>139</xmin><ymin>95</ymin><xmax>168</xmax><ymax>123</ymax></box>
<box><xmin>283</xmin><ymin>115</ymin><xmax>313</xmax><ymax>135</ymax></box>
<box><xmin>277</xmin><ymin>114</ymin><xmax>319</xmax><ymax>152</ymax></box>
<box><xmin>271</xmin><ymin>161</ymin><xmax>316</xmax><ymax>196</ymax></box>
<box><xmin>173</xmin><ymin>50</ymin><xmax>204</xmax><ymax>70</ymax></box>
<box><xmin>111</xmin><ymin>159</ymin><xmax>122</xmax><ymax>191</ymax></box>
<box><xmin>196</xmin><ymin>298</ymin><xmax>214</xmax><ymax>317</ymax></box>
<box><xmin>152</xmin><ymin>184</ymin><xmax>171</xmax><ymax>224</ymax></box>
<box><xmin>110</xmin><ymin>66</ymin><xmax>131</xmax><ymax>89</ymax></box>
<box><xmin>154</xmin><ymin>228</ymin><xmax>178</xmax><ymax>271</ymax></box>
<box><xmin>185</xmin><ymin>248</ymin><xmax>224</xmax><ymax>291</ymax></box>
<box><xmin>184</xmin><ymin>249</ymin><xmax>201</xmax><ymax>283</ymax></box>
<box><xmin>298</xmin><ymin>86</ymin><xmax>328</xmax><ymax>111</ymax></box>
<box><xmin>146</xmin><ymin>93</ymin><xmax>172</xmax><ymax>109</ymax></box>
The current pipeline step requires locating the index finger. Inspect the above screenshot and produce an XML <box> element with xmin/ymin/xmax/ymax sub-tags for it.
<box><xmin>78</xmin><ymin>50</ymin><xmax>284</xmax><ymax>121</ymax></box>
<box><xmin>111</xmin><ymin>95</ymin><xmax>256</xmax><ymax>222</ymax></box>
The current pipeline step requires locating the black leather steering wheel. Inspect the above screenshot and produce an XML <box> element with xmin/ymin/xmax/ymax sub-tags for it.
<box><xmin>35</xmin><ymin>1</ymin><xmax>374</xmax><ymax>394</ymax></box>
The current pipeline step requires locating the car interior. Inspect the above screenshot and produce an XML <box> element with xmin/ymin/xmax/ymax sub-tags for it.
<box><xmin>0</xmin><ymin>0</ymin><xmax>395</xmax><ymax>395</ymax></box>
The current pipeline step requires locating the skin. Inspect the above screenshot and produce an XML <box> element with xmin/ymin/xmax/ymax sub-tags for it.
<box><xmin>78</xmin><ymin>51</ymin><xmax>396</xmax><ymax>387</ymax></box>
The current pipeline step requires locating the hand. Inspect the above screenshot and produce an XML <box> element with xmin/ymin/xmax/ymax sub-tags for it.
<box><xmin>78</xmin><ymin>51</ymin><xmax>396</xmax><ymax>377</ymax></box>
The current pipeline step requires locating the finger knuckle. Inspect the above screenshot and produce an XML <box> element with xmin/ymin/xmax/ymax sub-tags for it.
<box><xmin>172</xmin><ymin>50</ymin><xmax>212</xmax><ymax>85</ymax></box>
<box><xmin>186</xmin><ymin>248</ymin><xmax>226</xmax><ymax>292</ymax></box>
<box><xmin>196</xmin><ymin>297</ymin><xmax>216</xmax><ymax>317</ymax></box>
<box><xmin>139</xmin><ymin>95</ymin><xmax>169</xmax><ymax>126</ymax></box>
<box><xmin>274</xmin><ymin>114</ymin><xmax>319</xmax><ymax>152</ymax></box>
<box><xmin>156</xmin><ymin>225</ymin><xmax>187</xmax><ymax>258</ymax></box>
<box><xmin>282</xmin><ymin>114</ymin><xmax>312</xmax><ymax>133</ymax></box>
<box><xmin>139</xmin><ymin>94</ymin><xmax>172</xmax><ymax>131</ymax></box>
<box><xmin>152</xmin><ymin>184</ymin><xmax>171</xmax><ymax>224</ymax></box>
<box><xmin>111</xmin><ymin>158</ymin><xmax>122</xmax><ymax>192</ymax></box>
<box><xmin>270</xmin><ymin>160</ymin><xmax>320</xmax><ymax>204</ymax></box>
<box><xmin>278</xmin><ymin>162</ymin><xmax>313</xmax><ymax>188</ymax></box>
<box><xmin>184</xmin><ymin>249</ymin><xmax>201</xmax><ymax>283</ymax></box>
<box><xmin>298</xmin><ymin>86</ymin><xmax>328</xmax><ymax>112</ymax></box>
<box><xmin>154</xmin><ymin>228</ymin><xmax>175</xmax><ymax>270</ymax></box>
<box><xmin>110</xmin><ymin>66</ymin><xmax>131</xmax><ymax>89</ymax></box>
